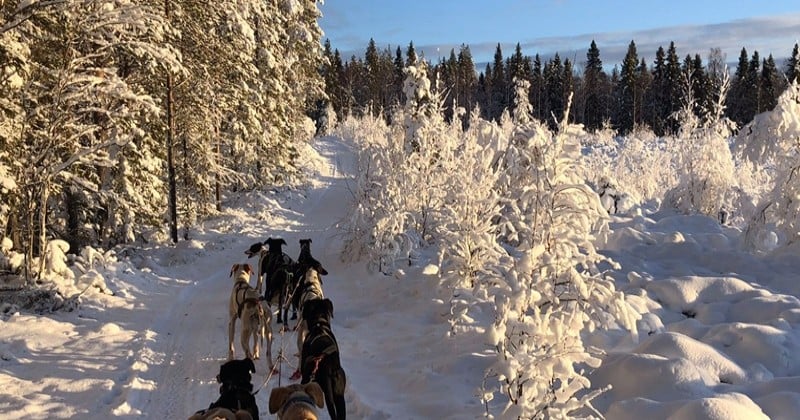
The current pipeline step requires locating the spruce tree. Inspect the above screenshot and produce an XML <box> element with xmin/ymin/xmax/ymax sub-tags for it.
<box><xmin>583</xmin><ymin>40</ymin><xmax>606</xmax><ymax>131</ymax></box>
<box><xmin>563</xmin><ymin>58</ymin><xmax>575</xmax><ymax>123</ymax></box>
<box><xmin>746</xmin><ymin>51</ymin><xmax>762</xmax><ymax>120</ymax></box>
<box><xmin>456</xmin><ymin>44</ymin><xmax>477</xmax><ymax>122</ymax></box>
<box><xmin>786</xmin><ymin>43</ymin><xmax>800</xmax><ymax>83</ymax></box>
<box><xmin>728</xmin><ymin>47</ymin><xmax>750</xmax><ymax>126</ymax></box>
<box><xmin>406</xmin><ymin>41</ymin><xmax>418</xmax><ymax>67</ymax></box>
<box><xmin>544</xmin><ymin>53</ymin><xmax>565</xmax><ymax>128</ymax></box>
<box><xmin>760</xmin><ymin>54</ymin><xmax>781</xmax><ymax>113</ymax></box>
<box><xmin>508</xmin><ymin>43</ymin><xmax>526</xmax><ymax>88</ymax></box>
<box><xmin>530</xmin><ymin>54</ymin><xmax>544</xmax><ymax>121</ymax></box>
<box><xmin>616</xmin><ymin>40</ymin><xmax>639</xmax><ymax>133</ymax></box>
<box><xmin>635</xmin><ymin>58</ymin><xmax>651</xmax><ymax>129</ymax></box>
<box><xmin>665</xmin><ymin>42</ymin><xmax>683</xmax><ymax>134</ymax></box>
<box><xmin>648</xmin><ymin>46</ymin><xmax>668</xmax><ymax>135</ymax></box>
<box><xmin>394</xmin><ymin>46</ymin><xmax>406</xmax><ymax>106</ymax></box>
<box><xmin>490</xmin><ymin>43</ymin><xmax>507</xmax><ymax>120</ymax></box>
<box><xmin>690</xmin><ymin>54</ymin><xmax>710</xmax><ymax>118</ymax></box>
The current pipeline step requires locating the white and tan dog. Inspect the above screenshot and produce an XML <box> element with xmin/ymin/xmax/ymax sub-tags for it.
<box><xmin>228</xmin><ymin>263</ymin><xmax>273</xmax><ymax>371</ymax></box>
<box><xmin>290</xmin><ymin>267</ymin><xmax>325</xmax><ymax>380</ymax></box>
<box><xmin>268</xmin><ymin>382</ymin><xmax>325</xmax><ymax>420</ymax></box>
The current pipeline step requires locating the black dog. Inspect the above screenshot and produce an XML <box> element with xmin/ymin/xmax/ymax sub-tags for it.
<box><xmin>191</xmin><ymin>358</ymin><xmax>259</xmax><ymax>420</ymax></box>
<box><xmin>300</xmin><ymin>298</ymin><xmax>346</xmax><ymax>420</ymax></box>
<box><xmin>297</xmin><ymin>238</ymin><xmax>329</xmax><ymax>276</ymax></box>
<box><xmin>291</xmin><ymin>239</ymin><xmax>329</xmax><ymax>313</ymax></box>
<box><xmin>245</xmin><ymin>237</ymin><xmax>297</xmax><ymax>324</ymax></box>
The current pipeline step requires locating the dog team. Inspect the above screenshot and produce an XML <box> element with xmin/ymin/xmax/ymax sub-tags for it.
<box><xmin>189</xmin><ymin>237</ymin><xmax>347</xmax><ymax>420</ymax></box>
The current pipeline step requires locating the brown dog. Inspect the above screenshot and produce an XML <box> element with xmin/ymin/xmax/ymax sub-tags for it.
<box><xmin>228</xmin><ymin>263</ymin><xmax>273</xmax><ymax>371</ymax></box>
<box><xmin>268</xmin><ymin>382</ymin><xmax>325</xmax><ymax>420</ymax></box>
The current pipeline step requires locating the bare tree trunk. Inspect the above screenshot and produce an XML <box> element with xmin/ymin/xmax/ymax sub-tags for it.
<box><xmin>24</xmin><ymin>191</ymin><xmax>35</xmax><ymax>286</ymax></box>
<box><xmin>36</xmin><ymin>185</ymin><xmax>49</xmax><ymax>280</ymax></box>
<box><xmin>165</xmin><ymin>0</ymin><xmax>178</xmax><ymax>243</ymax></box>
<box><xmin>215</xmin><ymin>124</ymin><xmax>221</xmax><ymax>212</ymax></box>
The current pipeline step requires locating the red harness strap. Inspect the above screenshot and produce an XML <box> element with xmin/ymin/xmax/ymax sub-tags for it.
<box><xmin>310</xmin><ymin>355</ymin><xmax>325</xmax><ymax>379</ymax></box>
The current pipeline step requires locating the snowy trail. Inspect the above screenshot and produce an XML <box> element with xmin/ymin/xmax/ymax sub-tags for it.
<box><xmin>117</xmin><ymin>135</ymin><xmax>395</xmax><ymax>419</ymax></box>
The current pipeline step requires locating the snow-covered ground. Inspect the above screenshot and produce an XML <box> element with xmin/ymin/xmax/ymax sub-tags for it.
<box><xmin>2</xmin><ymin>135</ymin><xmax>800</xmax><ymax>419</ymax></box>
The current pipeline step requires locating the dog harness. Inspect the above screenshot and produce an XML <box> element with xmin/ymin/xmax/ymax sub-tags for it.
<box><xmin>278</xmin><ymin>393</ymin><xmax>318</xmax><ymax>417</ymax></box>
<box><xmin>234</xmin><ymin>282</ymin><xmax>253</xmax><ymax>319</ymax></box>
<box><xmin>304</xmin><ymin>324</ymin><xmax>338</xmax><ymax>380</ymax></box>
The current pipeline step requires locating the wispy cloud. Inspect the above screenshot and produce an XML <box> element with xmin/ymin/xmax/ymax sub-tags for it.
<box><xmin>333</xmin><ymin>13</ymin><xmax>800</xmax><ymax>71</ymax></box>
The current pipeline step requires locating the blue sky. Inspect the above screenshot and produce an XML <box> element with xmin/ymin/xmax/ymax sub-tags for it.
<box><xmin>319</xmin><ymin>0</ymin><xmax>800</xmax><ymax>71</ymax></box>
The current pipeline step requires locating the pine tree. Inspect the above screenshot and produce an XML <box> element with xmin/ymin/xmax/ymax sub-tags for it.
<box><xmin>615</xmin><ymin>40</ymin><xmax>639</xmax><ymax>133</ymax></box>
<box><xmin>745</xmin><ymin>51</ymin><xmax>762</xmax><ymax>120</ymax></box>
<box><xmin>665</xmin><ymin>42</ymin><xmax>683</xmax><ymax>134</ymax></box>
<box><xmin>648</xmin><ymin>46</ymin><xmax>668</xmax><ymax>135</ymax></box>
<box><xmin>406</xmin><ymin>41</ymin><xmax>418</xmax><ymax>67</ymax></box>
<box><xmin>690</xmin><ymin>54</ymin><xmax>710</xmax><ymax>118</ymax></box>
<box><xmin>507</xmin><ymin>43</ymin><xmax>526</xmax><ymax>89</ymax></box>
<box><xmin>583</xmin><ymin>40</ymin><xmax>606</xmax><ymax>131</ymax></box>
<box><xmin>530</xmin><ymin>54</ymin><xmax>545</xmax><ymax>121</ymax></box>
<box><xmin>490</xmin><ymin>43</ymin><xmax>507</xmax><ymax>120</ymax></box>
<box><xmin>635</xmin><ymin>58</ymin><xmax>651</xmax><ymax>129</ymax></box>
<box><xmin>728</xmin><ymin>47</ymin><xmax>751</xmax><ymax>126</ymax></box>
<box><xmin>563</xmin><ymin>58</ymin><xmax>575</xmax><ymax>123</ymax></box>
<box><xmin>456</xmin><ymin>44</ymin><xmax>478</xmax><ymax>124</ymax></box>
<box><xmin>786</xmin><ymin>43</ymin><xmax>800</xmax><ymax>83</ymax></box>
<box><xmin>544</xmin><ymin>53</ymin><xmax>565</xmax><ymax>128</ymax></box>
<box><xmin>389</xmin><ymin>45</ymin><xmax>405</xmax><ymax>110</ymax></box>
<box><xmin>760</xmin><ymin>54</ymin><xmax>780</xmax><ymax>112</ymax></box>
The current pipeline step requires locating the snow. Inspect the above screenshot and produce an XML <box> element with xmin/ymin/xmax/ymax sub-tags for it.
<box><xmin>2</xmin><ymin>135</ymin><xmax>800</xmax><ymax>419</ymax></box>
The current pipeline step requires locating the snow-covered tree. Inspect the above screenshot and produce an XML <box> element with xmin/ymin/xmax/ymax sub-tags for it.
<box><xmin>738</xmin><ymin>80</ymin><xmax>800</xmax><ymax>250</ymax></box>
<box><xmin>663</xmin><ymin>71</ymin><xmax>735</xmax><ymax>219</ymax></box>
<box><xmin>436</xmin><ymin>107</ymin><xmax>508</xmax><ymax>334</ymax></box>
<box><xmin>2</xmin><ymin>0</ymin><xmax>182</xmax><ymax>279</ymax></box>
<box><xmin>483</xmin><ymin>94</ymin><xmax>638</xmax><ymax>418</ymax></box>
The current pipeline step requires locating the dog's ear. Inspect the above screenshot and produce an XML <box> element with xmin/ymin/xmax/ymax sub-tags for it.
<box><xmin>243</xmin><ymin>264</ymin><xmax>252</xmax><ymax>276</ymax></box>
<box><xmin>245</xmin><ymin>357</ymin><xmax>255</xmax><ymax>374</ymax></box>
<box><xmin>304</xmin><ymin>382</ymin><xmax>325</xmax><ymax>408</ymax></box>
<box><xmin>230</xmin><ymin>264</ymin><xmax>239</xmax><ymax>278</ymax></box>
<box><xmin>268</xmin><ymin>386</ymin><xmax>290</xmax><ymax>414</ymax></box>
<box><xmin>279</xmin><ymin>238</ymin><xmax>287</xmax><ymax>246</ymax></box>
<box><xmin>316</xmin><ymin>263</ymin><xmax>329</xmax><ymax>276</ymax></box>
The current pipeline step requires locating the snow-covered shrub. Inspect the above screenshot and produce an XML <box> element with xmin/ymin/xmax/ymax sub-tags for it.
<box><xmin>436</xmin><ymin>108</ymin><xmax>508</xmax><ymax>334</ymax></box>
<box><xmin>331</xmin><ymin>112</ymin><xmax>390</xmax><ymax>148</ymax></box>
<box><xmin>341</xmin><ymin>62</ymin><xmax>460</xmax><ymax>274</ymax></box>
<box><xmin>738</xmin><ymin>81</ymin><xmax>800</xmax><ymax>249</ymax></box>
<box><xmin>581</xmin><ymin>124</ymin><xmax>678</xmax><ymax>210</ymax></box>
<box><xmin>483</xmin><ymin>95</ymin><xmax>639</xmax><ymax>418</ymax></box>
<box><xmin>42</xmin><ymin>240</ymin><xmax>74</xmax><ymax>283</ymax></box>
<box><xmin>615</xmin><ymin>128</ymin><xmax>677</xmax><ymax>205</ymax></box>
<box><xmin>663</xmin><ymin>75</ymin><xmax>735</xmax><ymax>218</ymax></box>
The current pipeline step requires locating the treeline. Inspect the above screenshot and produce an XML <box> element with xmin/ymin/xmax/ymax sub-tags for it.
<box><xmin>0</xmin><ymin>1</ymin><xmax>324</xmax><ymax>279</ymax></box>
<box><xmin>320</xmin><ymin>38</ymin><xmax>800</xmax><ymax>134</ymax></box>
